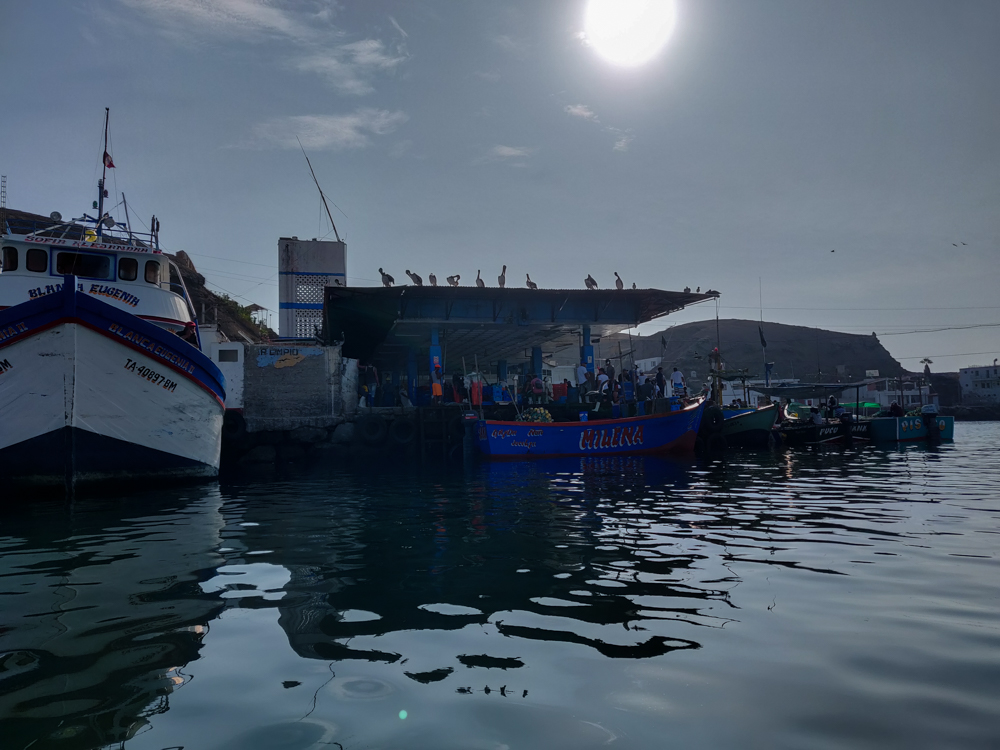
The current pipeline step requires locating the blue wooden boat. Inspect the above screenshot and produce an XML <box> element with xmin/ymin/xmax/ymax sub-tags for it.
<box><xmin>476</xmin><ymin>400</ymin><xmax>706</xmax><ymax>458</ymax></box>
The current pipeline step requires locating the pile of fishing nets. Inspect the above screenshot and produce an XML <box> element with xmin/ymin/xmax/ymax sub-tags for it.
<box><xmin>521</xmin><ymin>408</ymin><xmax>553</xmax><ymax>423</ymax></box>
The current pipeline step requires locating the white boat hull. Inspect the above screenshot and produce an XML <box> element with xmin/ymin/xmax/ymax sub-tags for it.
<box><xmin>0</xmin><ymin>322</ymin><xmax>223</xmax><ymax>487</ymax></box>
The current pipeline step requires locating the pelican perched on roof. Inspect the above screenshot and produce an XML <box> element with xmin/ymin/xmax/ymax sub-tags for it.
<box><xmin>446</xmin><ymin>274</ymin><xmax>460</xmax><ymax>287</ymax></box>
<box><xmin>614</xmin><ymin>272</ymin><xmax>624</xmax><ymax>290</ymax></box>
<box><xmin>476</xmin><ymin>270</ymin><xmax>485</xmax><ymax>288</ymax></box>
<box><xmin>584</xmin><ymin>274</ymin><xmax>598</xmax><ymax>290</ymax></box>
<box><xmin>498</xmin><ymin>265</ymin><xmax>506</xmax><ymax>288</ymax></box>
<box><xmin>428</xmin><ymin>273</ymin><xmax>438</xmax><ymax>286</ymax></box>
<box><xmin>525</xmin><ymin>273</ymin><xmax>537</xmax><ymax>290</ymax></box>
<box><xmin>379</xmin><ymin>268</ymin><xmax>394</xmax><ymax>287</ymax></box>
<box><xmin>684</xmin><ymin>286</ymin><xmax>691</xmax><ymax>293</ymax></box>
<box><xmin>405</xmin><ymin>270</ymin><xmax>423</xmax><ymax>286</ymax></box>
<box><xmin>632</xmin><ymin>282</ymin><xmax>636</xmax><ymax>289</ymax></box>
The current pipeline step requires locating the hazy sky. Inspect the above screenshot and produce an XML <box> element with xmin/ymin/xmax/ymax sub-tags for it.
<box><xmin>2</xmin><ymin>1</ymin><xmax>998</xmax><ymax>371</ymax></box>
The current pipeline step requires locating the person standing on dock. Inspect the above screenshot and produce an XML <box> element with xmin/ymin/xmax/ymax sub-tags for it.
<box><xmin>576</xmin><ymin>361</ymin><xmax>589</xmax><ymax>403</ymax></box>
<box><xmin>655</xmin><ymin>367</ymin><xmax>667</xmax><ymax>397</ymax></box>
<box><xmin>605</xmin><ymin>359</ymin><xmax>616</xmax><ymax>382</ymax></box>
<box><xmin>431</xmin><ymin>365</ymin><xmax>443</xmax><ymax>404</ymax></box>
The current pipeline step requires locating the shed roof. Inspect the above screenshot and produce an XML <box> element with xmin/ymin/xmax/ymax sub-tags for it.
<box><xmin>324</xmin><ymin>285</ymin><xmax>717</xmax><ymax>369</ymax></box>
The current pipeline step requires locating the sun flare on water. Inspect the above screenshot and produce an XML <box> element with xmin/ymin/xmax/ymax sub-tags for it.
<box><xmin>583</xmin><ymin>0</ymin><xmax>677</xmax><ymax>67</ymax></box>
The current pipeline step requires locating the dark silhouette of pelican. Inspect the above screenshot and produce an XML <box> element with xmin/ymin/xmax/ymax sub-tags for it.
<box><xmin>696</xmin><ymin>286</ymin><xmax>700</xmax><ymax>293</ymax></box>
<box><xmin>446</xmin><ymin>274</ymin><xmax>460</xmax><ymax>287</ymax></box>
<box><xmin>632</xmin><ymin>282</ymin><xmax>636</xmax><ymax>289</ymax></box>
<box><xmin>405</xmin><ymin>270</ymin><xmax>423</xmax><ymax>286</ymax></box>
<box><xmin>585</xmin><ymin>274</ymin><xmax>598</xmax><ymax>290</ymax></box>
<box><xmin>614</xmin><ymin>272</ymin><xmax>624</xmax><ymax>290</ymax></box>
<box><xmin>379</xmin><ymin>268</ymin><xmax>394</xmax><ymax>287</ymax></box>
<box><xmin>526</xmin><ymin>273</ymin><xmax>538</xmax><ymax>290</ymax></box>
<box><xmin>476</xmin><ymin>270</ymin><xmax>485</xmax><ymax>288</ymax></box>
<box><xmin>498</xmin><ymin>265</ymin><xmax>506</xmax><ymax>288</ymax></box>
<box><xmin>428</xmin><ymin>273</ymin><xmax>438</xmax><ymax>286</ymax></box>
<box><xmin>684</xmin><ymin>286</ymin><xmax>691</xmax><ymax>293</ymax></box>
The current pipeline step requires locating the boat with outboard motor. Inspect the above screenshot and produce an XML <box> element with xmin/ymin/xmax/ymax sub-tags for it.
<box><xmin>721</xmin><ymin>403</ymin><xmax>779</xmax><ymax>447</ymax></box>
<box><xmin>476</xmin><ymin>398</ymin><xmax>706</xmax><ymax>458</ymax></box>
<box><xmin>0</xmin><ymin>111</ymin><xmax>225</xmax><ymax>489</ymax></box>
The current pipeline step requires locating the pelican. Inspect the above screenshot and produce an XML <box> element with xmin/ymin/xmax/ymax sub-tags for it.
<box><xmin>526</xmin><ymin>273</ymin><xmax>538</xmax><ymax>290</ymax></box>
<box><xmin>696</xmin><ymin>286</ymin><xmax>700</xmax><ymax>293</ymax></box>
<box><xmin>632</xmin><ymin>282</ymin><xmax>636</xmax><ymax>289</ymax></box>
<box><xmin>584</xmin><ymin>274</ymin><xmax>598</xmax><ymax>290</ymax></box>
<box><xmin>379</xmin><ymin>268</ymin><xmax>394</xmax><ymax>287</ymax></box>
<box><xmin>447</xmin><ymin>274</ymin><xmax>460</xmax><ymax>287</ymax></box>
<box><xmin>684</xmin><ymin>286</ymin><xmax>691</xmax><ymax>293</ymax></box>
<box><xmin>428</xmin><ymin>273</ymin><xmax>438</xmax><ymax>286</ymax></box>
<box><xmin>405</xmin><ymin>269</ymin><xmax>423</xmax><ymax>286</ymax></box>
<box><xmin>476</xmin><ymin>270</ymin><xmax>485</xmax><ymax>288</ymax></box>
<box><xmin>614</xmin><ymin>272</ymin><xmax>624</xmax><ymax>290</ymax></box>
<box><xmin>498</xmin><ymin>265</ymin><xmax>506</xmax><ymax>288</ymax></box>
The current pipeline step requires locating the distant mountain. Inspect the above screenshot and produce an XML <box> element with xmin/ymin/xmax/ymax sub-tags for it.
<box><xmin>602</xmin><ymin>318</ymin><xmax>907</xmax><ymax>382</ymax></box>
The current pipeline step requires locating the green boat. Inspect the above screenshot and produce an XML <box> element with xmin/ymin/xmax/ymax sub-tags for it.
<box><xmin>721</xmin><ymin>403</ymin><xmax>779</xmax><ymax>447</ymax></box>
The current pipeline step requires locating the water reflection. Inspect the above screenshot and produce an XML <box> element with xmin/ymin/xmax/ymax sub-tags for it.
<box><xmin>0</xmin><ymin>490</ymin><xmax>226</xmax><ymax>749</ymax></box>
<box><xmin>2</xmin><ymin>428</ymin><xmax>998</xmax><ymax>749</ymax></box>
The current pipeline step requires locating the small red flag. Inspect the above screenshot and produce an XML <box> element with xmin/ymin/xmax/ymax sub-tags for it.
<box><xmin>103</xmin><ymin>151</ymin><xmax>115</xmax><ymax>169</ymax></box>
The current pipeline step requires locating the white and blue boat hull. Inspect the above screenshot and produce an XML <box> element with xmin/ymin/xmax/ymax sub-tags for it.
<box><xmin>0</xmin><ymin>279</ymin><xmax>225</xmax><ymax>488</ymax></box>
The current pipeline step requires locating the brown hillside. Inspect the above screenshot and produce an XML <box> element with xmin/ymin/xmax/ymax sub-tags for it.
<box><xmin>605</xmin><ymin>319</ymin><xmax>907</xmax><ymax>382</ymax></box>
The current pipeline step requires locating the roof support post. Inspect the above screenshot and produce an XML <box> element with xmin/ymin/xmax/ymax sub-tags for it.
<box><xmin>531</xmin><ymin>346</ymin><xmax>543</xmax><ymax>379</ymax></box>
<box><xmin>429</xmin><ymin>327</ymin><xmax>442</xmax><ymax>385</ymax></box>
<box><xmin>581</xmin><ymin>325</ymin><xmax>594</xmax><ymax>373</ymax></box>
<box><xmin>497</xmin><ymin>359</ymin><xmax>507</xmax><ymax>383</ymax></box>
<box><xmin>408</xmin><ymin>347</ymin><xmax>418</xmax><ymax>402</ymax></box>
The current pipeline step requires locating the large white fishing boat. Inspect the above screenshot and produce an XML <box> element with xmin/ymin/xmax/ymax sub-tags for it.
<box><xmin>0</xmin><ymin>111</ymin><xmax>225</xmax><ymax>489</ymax></box>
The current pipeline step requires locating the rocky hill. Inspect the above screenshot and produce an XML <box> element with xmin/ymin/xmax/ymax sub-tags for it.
<box><xmin>606</xmin><ymin>318</ymin><xmax>907</xmax><ymax>382</ymax></box>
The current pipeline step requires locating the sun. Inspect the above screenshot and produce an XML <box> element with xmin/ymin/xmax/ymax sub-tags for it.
<box><xmin>583</xmin><ymin>0</ymin><xmax>677</xmax><ymax>67</ymax></box>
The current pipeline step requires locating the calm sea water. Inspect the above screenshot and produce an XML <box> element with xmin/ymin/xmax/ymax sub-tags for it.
<box><xmin>2</xmin><ymin>423</ymin><xmax>999</xmax><ymax>750</ymax></box>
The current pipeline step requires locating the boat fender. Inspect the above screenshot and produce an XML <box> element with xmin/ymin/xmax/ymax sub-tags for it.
<box><xmin>357</xmin><ymin>414</ymin><xmax>388</xmax><ymax>445</ymax></box>
<box><xmin>702</xmin><ymin>406</ymin><xmax>725</xmax><ymax>434</ymax></box>
<box><xmin>707</xmin><ymin>433</ymin><xmax>727</xmax><ymax>454</ymax></box>
<box><xmin>390</xmin><ymin>417</ymin><xmax>417</xmax><ymax>446</ymax></box>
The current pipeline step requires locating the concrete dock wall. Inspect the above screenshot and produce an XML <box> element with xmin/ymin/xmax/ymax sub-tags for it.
<box><xmin>242</xmin><ymin>343</ymin><xmax>343</xmax><ymax>432</ymax></box>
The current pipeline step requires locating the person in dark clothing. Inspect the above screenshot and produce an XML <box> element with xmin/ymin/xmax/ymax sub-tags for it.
<box><xmin>655</xmin><ymin>367</ymin><xmax>666</xmax><ymax>397</ymax></box>
<box><xmin>604</xmin><ymin>359</ymin><xmax>616</xmax><ymax>382</ymax></box>
<box><xmin>452</xmin><ymin>373</ymin><xmax>467</xmax><ymax>403</ymax></box>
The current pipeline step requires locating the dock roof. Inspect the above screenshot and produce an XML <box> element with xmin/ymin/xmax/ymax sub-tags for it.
<box><xmin>325</xmin><ymin>285</ymin><xmax>717</xmax><ymax>370</ymax></box>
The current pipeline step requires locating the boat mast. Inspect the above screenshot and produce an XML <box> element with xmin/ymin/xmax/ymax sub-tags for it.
<box><xmin>97</xmin><ymin>108</ymin><xmax>110</xmax><ymax>238</ymax></box>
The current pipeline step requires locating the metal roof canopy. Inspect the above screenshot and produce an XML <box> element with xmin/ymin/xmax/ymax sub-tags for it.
<box><xmin>325</xmin><ymin>286</ymin><xmax>716</xmax><ymax>371</ymax></box>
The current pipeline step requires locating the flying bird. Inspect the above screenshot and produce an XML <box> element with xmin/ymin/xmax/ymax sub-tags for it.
<box><xmin>379</xmin><ymin>268</ymin><xmax>394</xmax><ymax>287</ymax></box>
<box><xmin>526</xmin><ymin>273</ymin><xmax>537</xmax><ymax>290</ymax></box>
<box><xmin>498</xmin><ymin>265</ymin><xmax>506</xmax><ymax>288</ymax></box>
<box><xmin>428</xmin><ymin>273</ymin><xmax>438</xmax><ymax>286</ymax></box>
<box><xmin>614</xmin><ymin>272</ymin><xmax>624</xmax><ymax>290</ymax></box>
<box><xmin>962</xmin><ymin>242</ymin><xmax>967</xmax><ymax>245</ymax></box>
<box><xmin>447</xmin><ymin>274</ymin><xmax>460</xmax><ymax>287</ymax></box>
<box><xmin>953</xmin><ymin>243</ymin><xmax>958</xmax><ymax>247</ymax></box>
<box><xmin>476</xmin><ymin>270</ymin><xmax>485</xmax><ymax>288</ymax></box>
<box><xmin>831</xmin><ymin>249</ymin><xmax>835</xmax><ymax>253</ymax></box>
<box><xmin>585</xmin><ymin>274</ymin><xmax>598</xmax><ymax>290</ymax></box>
<box><xmin>405</xmin><ymin>270</ymin><xmax>423</xmax><ymax>286</ymax></box>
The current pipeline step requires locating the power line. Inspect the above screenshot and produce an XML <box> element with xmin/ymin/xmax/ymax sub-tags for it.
<box><xmin>897</xmin><ymin>351</ymin><xmax>998</xmax><ymax>360</ymax></box>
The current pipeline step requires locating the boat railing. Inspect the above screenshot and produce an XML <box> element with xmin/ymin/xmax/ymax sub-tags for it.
<box><xmin>4</xmin><ymin>217</ymin><xmax>156</xmax><ymax>249</ymax></box>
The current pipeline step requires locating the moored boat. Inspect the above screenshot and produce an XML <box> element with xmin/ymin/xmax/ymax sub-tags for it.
<box><xmin>476</xmin><ymin>399</ymin><xmax>705</xmax><ymax>458</ymax></box>
<box><xmin>778</xmin><ymin>417</ymin><xmax>871</xmax><ymax>447</ymax></box>
<box><xmin>721</xmin><ymin>403</ymin><xmax>779</xmax><ymax>447</ymax></box>
<box><xmin>870</xmin><ymin>414</ymin><xmax>954</xmax><ymax>443</ymax></box>
<box><xmin>0</xmin><ymin>111</ymin><xmax>225</xmax><ymax>489</ymax></box>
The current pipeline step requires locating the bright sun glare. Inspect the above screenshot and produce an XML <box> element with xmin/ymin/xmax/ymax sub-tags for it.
<box><xmin>583</xmin><ymin>0</ymin><xmax>677</xmax><ymax>67</ymax></box>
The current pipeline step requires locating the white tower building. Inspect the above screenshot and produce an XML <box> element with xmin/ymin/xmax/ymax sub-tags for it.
<box><xmin>278</xmin><ymin>236</ymin><xmax>346</xmax><ymax>339</ymax></box>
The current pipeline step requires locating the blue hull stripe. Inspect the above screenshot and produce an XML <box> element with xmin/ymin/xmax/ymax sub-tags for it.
<box><xmin>0</xmin><ymin>276</ymin><xmax>226</xmax><ymax>404</ymax></box>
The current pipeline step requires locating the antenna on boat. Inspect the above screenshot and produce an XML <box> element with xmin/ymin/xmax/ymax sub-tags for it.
<box><xmin>97</xmin><ymin>108</ymin><xmax>110</xmax><ymax>238</ymax></box>
<box><xmin>1</xmin><ymin>174</ymin><xmax>6</xmax><ymax>236</ymax></box>
<box><xmin>122</xmin><ymin>192</ymin><xmax>134</xmax><ymax>244</ymax></box>
<box><xmin>296</xmin><ymin>137</ymin><xmax>342</xmax><ymax>243</ymax></box>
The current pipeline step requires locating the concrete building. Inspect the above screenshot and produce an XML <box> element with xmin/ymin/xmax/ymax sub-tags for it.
<box><xmin>959</xmin><ymin>363</ymin><xmax>1000</xmax><ymax>403</ymax></box>
<box><xmin>278</xmin><ymin>237</ymin><xmax>346</xmax><ymax>339</ymax></box>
